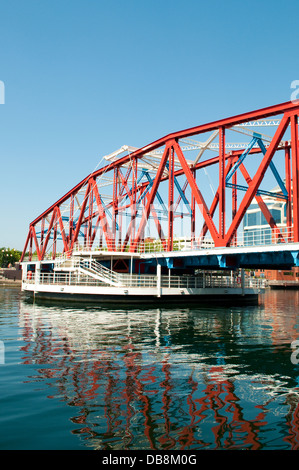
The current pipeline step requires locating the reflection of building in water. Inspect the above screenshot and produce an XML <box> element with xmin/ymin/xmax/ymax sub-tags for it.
<box><xmin>244</xmin><ymin>186</ymin><xmax>299</xmax><ymax>284</ymax></box>
<box><xmin>18</xmin><ymin>300</ymin><xmax>299</xmax><ymax>450</ymax></box>
<box><xmin>262</xmin><ymin>290</ymin><xmax>299</xmax><ymax>346</ymax></box>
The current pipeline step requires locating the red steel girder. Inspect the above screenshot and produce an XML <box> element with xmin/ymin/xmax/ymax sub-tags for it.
<box><xmin>129</xmin><ymin>144</ymin><xmax>170</xmax><ymax>252</ymax></box>
<box><xmin>200</xmin><ymin>153</ymin><xmax>237</xmax><ymax>242</ymax></box>
<box><xmin>239</xmin><ymin>163</ymin><xmax>285</xmax><ymax>242</ymax></box>
<box><xmin>90</xmin><ymin>177</ymin><xmax>115</xmax><ymax>251</ymax></box>
<box><xmin>219</xmin><ymin>126</ymin><xmax>226</xmax><ymax>240</ymax></box>
<box><xmin>28</xmin><ymin>100</ymin><xmax>299</xmax><ymax>228</ymax></box>
<box><xmin>21</xmin><ymin>100</ymin><xmax>299</xmax><ymax>261</ymax></box>
<box><xmin>285</xmin><ymin>146</ymin><xmax>292</xmax><ymax>232</ymax></box>
<box><xmin>173</xmin><ymin>140</ymin><xmax>220</xmax><ymax>245</ymax></box>
<box><xmin>224</xmin><ymin>113</ymin><xmax>291</xmax><ymax>246</ymax></box>
<box><xmin>168</xmin><ymin>146</ymin><xmax>175</xmax><ymax>251</ymax></box>
<box><xmin>69</xmin><ymin>180</ymin><xmax>91</xmax><ymax>253</ymax></box>
<box><xmin>291</xmin><ymin>114</ymin><xmax>299</xmax><ymax>241</ymax></box>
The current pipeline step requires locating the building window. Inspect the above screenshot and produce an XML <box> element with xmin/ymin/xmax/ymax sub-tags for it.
<box><xmin>248</xmin><ymin>212</ymin><xmax>257</xmax><ymax>226</ymax></box>
<box><xmin>271</xmin><ymin>209</ymin><xmax>281</xmax><ymax>224</ymax></box>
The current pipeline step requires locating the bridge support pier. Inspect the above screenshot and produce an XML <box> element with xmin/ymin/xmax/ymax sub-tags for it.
<box><xmin>241</xmin><ymin>269</ymin><xmax>245</xmax><ymax>296</ymax></box>
<box><xmin>157</xmin><ymin>263</ymin><xmax>161</xmax><ymax>298</ymax></box>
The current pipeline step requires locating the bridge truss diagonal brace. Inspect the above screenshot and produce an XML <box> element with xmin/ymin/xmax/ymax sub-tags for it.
<box><xmin>69</xmin><ymin>181</ymin><xmax>92</xmax><ymax>253</ymax></box>
<box><xmin>118</xmin><ymin>167</ymin><xmax>133</xmax><ymax>204</ymax></box>
<box><xmin>56</xmin><ymin>206</ymin><xmax>70</xmax><ymax>255</ymax></box>
<box><xmin>224</xmin><ymin>113</ymin><xmax>291</xmax><ymax>246</ymax></box>
<box><xmin>172</xmin><ymin>140</ymin><xmax>220</xmax><ymax>245</ymax></box>
<box><xmin>225</xmin><ymin>136</ymin><xmax>259</xmax><ymax>183</ymax></box>
<box><xmin>145</xmin><ymin>192</ymin><xmax>167</xmax><ymax>248</ymax></box>
<box><xmin>30</xmin><ymin>225</ymin><xmax>42</xmax><ymax>261</ymax></box>
<box><xmin>291</xmin><ymin>114</ymin><xmax>299</xmax><ymax>241</ymax></box>
<box><xmin>257</xmin><ymin>138</ymin><xmax>288</xmax><ymax>197</ymax></box>
<box><xmin>238</xmin><ymin>163</ymin><xmax>285</xmax><ymax>241</ymax></box>
<box><xmin>200</xmin><ymin>153</ymin><xmax>238</xmax><ymax>241</ymax></box>
<box><xmin>40</xmin><ymin>207</ymin><xmax>60</xmax><ymax>260</ymax></box>
<box><xmin>90</xmin><ymin>177</ymin><xmax>116</xmax><ymax>251</ymax></box>
<box><xmin>129</xmin><ymin>144</ymin><xmax>171</xmax><ymax>252</ymax></box>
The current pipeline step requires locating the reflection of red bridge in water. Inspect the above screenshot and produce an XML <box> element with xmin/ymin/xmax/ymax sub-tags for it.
<box><xmin>21</xmin><ymin>100</ymin><xmax>299</xmax><ymax>272</ymax></box>
<box><xmin>20</xmin><ymin>308</ymin><xmax>299</xmax><ymax>450</ymax></box>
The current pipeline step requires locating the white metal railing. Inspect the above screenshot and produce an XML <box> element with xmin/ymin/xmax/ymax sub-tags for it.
<box><xmin>23</xmin><ymin>270</ymin><xmax>264</xmax><ymax>290</ymax></box>
<box><xmin>240</xmin><ymin>225</ymin><xmax>293</xmax><ymax>247</ymax></box>
<box><xmin>119</xmin><ymin>274</ymin><xmax>157</xmax><ymax>288</ymax></box>
<box><xmin>73</xmin><ymin>257</ymin><xmax>121</xmax><ymax>285</ymax></box>
<box><xmin>59</xmin><ymin>225</ymin><xmax>295</xmax><ymax>255</ymax></box>
<box><xmin>22</xmin><ymin>225</ymin><xmax>295</xmax><ymax>261</ymax></box>
<box><xmin>69</xmin><ymin>237</ymin><xmax>215</xmax><ymax>254</ymax></box>
<box><xmin>27</xmin><ymin>272</ymin><xmax>108</xmax><ymax>287</ymax></box>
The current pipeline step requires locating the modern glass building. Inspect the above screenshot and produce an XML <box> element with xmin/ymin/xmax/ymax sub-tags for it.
<box><xmin>243</xmin><ymin>187</ymin><xmax>287</xmax><ymax>246</ymax></box>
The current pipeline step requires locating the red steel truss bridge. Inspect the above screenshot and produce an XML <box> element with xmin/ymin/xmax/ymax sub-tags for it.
<box><xmin>21</xmin><ymin>100</ymin><xmax>299</xmax><ymax>270</ymax></box>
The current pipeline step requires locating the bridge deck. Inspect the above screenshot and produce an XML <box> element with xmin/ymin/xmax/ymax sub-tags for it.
<box><xmin>53</xmin><ymin>241</ymin><xmax>299</xmax><ymax>270</ymax></box>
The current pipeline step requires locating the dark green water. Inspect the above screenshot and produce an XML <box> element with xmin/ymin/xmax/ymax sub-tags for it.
<box><xmin>1</xmin><ymin>286</ymin><xmax>299</xmax><ymax>450</ymax></box>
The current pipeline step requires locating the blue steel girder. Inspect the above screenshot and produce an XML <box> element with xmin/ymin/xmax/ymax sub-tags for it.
<box><xmin>159</xmin><ymin>250</ymin><xmax>299</xmax><ymax>270</ymax></box>
<box><xmin>291</xmin><ymin>251</ymin><xmax>299</xmax><ymax>267</ymax></box>
<box><xmin>237</xmin><ymin>250</ymin><xmax>295</xmax><ymax>268</ymax></box>
<box><xmin>225</xmin><ymin>134</ymin><xmax>288</xmax><ymax>201</ymax></box>
<box><xmin>128</xmin><ymin>169</ymin><xmax>149</xmax><ymax>203</ymax></box>
<box><xmin>165</xmin><ymin>162</ymin><xmax>192</xmax><ymax>216</ymax></box>
<box><xmin>225</xmin><ymin>136</ymin><xmax>259</xmax><ymax>183</ymax></box>
<box><xmin>143</xmin><ymin>171</ymin><xmax>168</xmax><ymax>216</ymax></box>
<box><xmin>225</xmin><ymin>183</ymin><xmax>287</xmax><ymax>200</ymax></box>
<box><xmin>36</xmin><ymin>223</ymin><xmax>84</xmax><ymax>241</ymax></box>
<box><xmin>257</xmin><ymin>138</ymin><xmax>288</xmax><ymax>198</ymax></box>
<box><xmin>174</xmin><ymin>177</ymin><xmax>192</xmax><ymax>216</ymax></box>
<box><xmin>98</xmin><ymin>195</ymin><xmax>119</xmax><ymax>231</ymax></box>
<box><xmin>119</xmin><ymin>169</ymin><xmax>149</xmax><ymax>207</ymax></box>
<box><xmin>69</xmin><ymin>197</ymin><xmax>120</xmax><ymax>232</ymax></box>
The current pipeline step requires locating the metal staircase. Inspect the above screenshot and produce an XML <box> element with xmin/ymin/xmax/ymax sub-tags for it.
<box><xmin>74</xmin><ymin>257</ymin><xmax>123</xmax><ymax>287</ymax></box>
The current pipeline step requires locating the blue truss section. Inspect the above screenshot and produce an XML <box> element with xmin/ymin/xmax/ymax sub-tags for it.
<box><xmin>257</xmin><ymin>138</ymin><xmax>288</xmax><ymax>198</ymax></box>
<box><xmin>165</xmin><ymin>162</ymin><xmax>192</xmax><ymax>216</ymax></box>
<box><xmin>143</xmin><ymin>171</ymin><xmax>168</xmax><ymax>215</ymax></box>
<box><xmin>151</xmin><ymin>250</ymin><xmax>299</xmax><ymax>270</ymax></box>
<box><xmin>174</xmin><ymin>177</ymin><xmax>192</xmax><ymax>215</ymax></box>
<box><xmin>226</xmin><ymin>182</ymin><xmax>287</xmax><ymax>200</ymax></box>
<box><xmin>225</xmin><ymin>134</ymin><xmax>288</xmax><ymax>201</ymax></box>
<box><xmin>225</xmin><ymin>137</ymin><xmax>259</xmax><ymax>183</ymax></box>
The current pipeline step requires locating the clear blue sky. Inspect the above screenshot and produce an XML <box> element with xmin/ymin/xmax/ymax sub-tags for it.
<box><xmin>0</xmin><ymin>0</ymin><xmax>299</xmax><ymax>250</ymax></box>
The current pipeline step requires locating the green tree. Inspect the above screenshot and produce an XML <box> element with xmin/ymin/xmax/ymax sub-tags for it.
<box><xmin>0</xmin><ymin>248</ymin><xmax>22</xmax><ymax>268</ymax></box>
